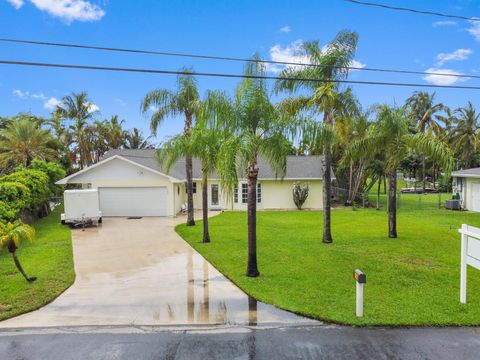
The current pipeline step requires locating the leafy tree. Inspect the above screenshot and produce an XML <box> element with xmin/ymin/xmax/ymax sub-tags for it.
<box><xmin>218</xmin><ymin>59</ymin><xmax>292</xmax><ymax>277</ymax></box>
<box><xmin>55</xmin><ymin>92</ymin><xmax>99</xmax><ymax>169</ymax></box>
<box><xmin>405</xmin><ymin>91</ymin><xmax>445</xmax><ymax>190</ymax></box>
<box><xmin>141</xmin><ymin>69</ymin><xmax>200</xmax><ymax>226</ymax></box>
<box><xmin>30</xmin><ymin>160</ymin><xmax>66</xmax><ymax>195</ymax></box>
<box><xmin>450</xmin><ymin>102</ymin><xmax>480</xmax><ymax>169</ymax></box>
<box><xmin>125</xmin><ymin>128</ymin><xmax>153</xmax><ymax>149</ymax></box>
<box><xmin>350</xmin><ymin>105</ymin><xmax>453</xmax><ymax>238</ymax></box>
<box><xmin>0</xmin><ymin>182</ymin><xmax>31</xmax><ymax>221</ymax></box>
<box><xmin>275</xmin><ymin>30</ymin><xmax>359</xmax><ymax>243</ymax></box>
<box><xmin>0</xmin><ymin>118</ymin><xmax>56</xmax><ymax>171</ymax></box>
<box><xmin>0</xmin><ymin>220</ymin><xmax>37</xmax><ymax>282</ymax></box>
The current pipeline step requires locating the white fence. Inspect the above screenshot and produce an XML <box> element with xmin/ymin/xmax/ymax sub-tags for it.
<box><xmin>459</xmin><ymin>224</ymin><xmax>480</xmax><ymax>303</ymax></box>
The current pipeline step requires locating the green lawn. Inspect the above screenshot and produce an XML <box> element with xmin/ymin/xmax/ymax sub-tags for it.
<box><xmin>0</xmin><ymin>207</ymin><xmax>75</xmax><ymax>321</ymax></box>
<box><xmin>177</xmin><ymin>202</ymin><xmax>480</xmax><ymax>326</ymax></box>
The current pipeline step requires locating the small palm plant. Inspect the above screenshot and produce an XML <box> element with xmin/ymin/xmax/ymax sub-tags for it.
<box><xmin>293</xmin><ymin>183</ymin><xmax>309</xmax><ymax>210</ymax></box>
<box><xmin>0</xmin><ymin>220</ymin><xmax>37</xmax><ymax>282</ymax></box>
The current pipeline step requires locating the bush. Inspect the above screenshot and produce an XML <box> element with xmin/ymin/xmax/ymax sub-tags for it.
<box><xmin>0</xmin><ymin>169</ymin><xmax>50</xmax><ymax>213</ymax></box>
<box><xmin>293</xmin><ymin>182</ymin><xmax>309</xmax><ymax>210</ymax></box>
<box><xmin>30</xmin><ymin>160</ymin><xmax>66</xmax><ymax>195</ymax></box>
<box><xmin>0</xmin><ymin>182</ymin><xmax>32</xmax><ymax>221</ymax></box>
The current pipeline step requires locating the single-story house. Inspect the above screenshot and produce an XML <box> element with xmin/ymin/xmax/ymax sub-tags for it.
<box><xmin>452</xmin><ymin>168</ymin><xmax>480</xmax><ymax>211</ymax></box>
<box><xmin>56</xmin><ymin>149</ymin><xmax>328</xmax><ymax>217</ymax></box>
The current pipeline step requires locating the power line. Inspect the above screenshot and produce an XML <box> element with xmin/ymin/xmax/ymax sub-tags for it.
<box><xmin>345</xmin><ymin>0</ymin><xmax>480</xmax><ymax>21</ymax></box>
<box><xmin>0</xmin><ymin>59</ymin><xmax>479</xmax><ymax>90</ymax></box>
<box><xmin>0</xmin><ymin>37</ymin><xmax>479</xmax><ymax>80</ymax></box>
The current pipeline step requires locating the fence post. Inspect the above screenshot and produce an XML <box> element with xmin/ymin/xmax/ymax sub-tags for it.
<box><xmin>460</xmin><ymin>224</ymin><xmax>468</xmax><ymax>304</ymax></box>
<box><xmin>418</xmin><ymin>194</ymin><xmax>422</xmax><ymax>209</ymax></box>
<box><xmin>438</xmin><ymin>193</ymin><xmax>442</xmax><ymax>209</ymax></box>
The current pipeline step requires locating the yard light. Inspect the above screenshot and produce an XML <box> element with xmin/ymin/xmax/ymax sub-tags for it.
<box><xmin>353</xmin><ymin>269</ymin><xmax>366</xmax><ymax>317</ymax></box>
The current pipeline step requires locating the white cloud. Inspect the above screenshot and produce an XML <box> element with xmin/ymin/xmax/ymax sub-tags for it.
<box><xmin>7</xmin><ymin>0</ymin><xmax>105</xmax><ymax>23</ymax></box>
<box><xmin>423</xmin><ymin>68</ymin><xmax>466</xmax><ymax>86</ymax></box>
<box><xmin>114</xmin><ymin>98</ymin><xmax>126</xmax><ymax>107</ymax></box>
<box><xmin>86</xmin><ymin>102</ymin><xmax>99</xmax><ymax>113</ymax></box>
<box><xmin>12</xmin><ymin>89</ymin><xmax>29</xmax><ymax>98</ymax></box>
<box><xmin>149</xmin><ymin>105</ymin><xmax>159</xmax><ymax>112</ymax></box>
<box><xmin>266</xmin><ymin>40</ymin><xmax>366</xmax><ymax>74</ymax></box>
<box><xmin>468</xmin><ymin>22</ymin><xmax>480</xmax><ymax>42</ymax></box>
<box><xmin>436</xmin><ymin>48</ymin><xmax>472</xmax><ymax>66</ymax></box>
<box><xmin>31</xmin><ymin>92</ymin><xmax>47</xmax><ymax>100</ymax></box>
<box><xmin>44</xmin><ymin>97</ymin><xmax>62</xmax><ymax>109</ymax></box>
<box><xmin>7</xmin><ymin>0</ymin><xmax>24</xmax><ymax>9</ymax></box>
<box><xmin>280</xmin><ymin>25</ymin><xmax>291</xmax><ymax>33</ymax></box>
<box><xmin>432</xmin><ymin>20</ymin><xmax>457</xmax><ymax>27</ymax></box>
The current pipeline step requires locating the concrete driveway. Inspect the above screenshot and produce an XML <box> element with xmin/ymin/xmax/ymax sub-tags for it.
<box><xmin>0</xmin><ymin>215</ymin><xmax>314</xmax><ymax>328</ymax></box>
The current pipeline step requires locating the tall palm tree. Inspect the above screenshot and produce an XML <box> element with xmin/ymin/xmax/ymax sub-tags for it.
<box><xmin>0</xmin><ymin>220</ymin><xmax>36</xmax><ymax>282</ymax></box>
<box><xmin>158</xmin><ymin>91</ymin><xmax>233</xmax><ymax>243</ymax></box>
<box><xmin>218</xmin><ymin>58</ymin><xmax>292</xmax><ymax>277</ymax></box>
<box><xmin>124</xmin><ymin>128</ymin><xmax>153</xmax><ymax>149</ymax></box>
<box><xmin>275</xmin><ymin>31</ymin><xmax>359</xmax><ymax>243</ymax></box>
<box><xmin>405</xmin><ymin>91</ymin><xmax>445</xmax><ymax>190</ymax></box>
<box><xmin>141</xmin><ymin>69</ymin><xmax>200</xmax><ymax>226</ymax></box>
<box><xmin>0</xmin><ymin>119</ymin><xmax>56</xmax><ymax>170</ymax></box>
<box><xmin>104</xmin><ymin>115</ymin><xmax>126</xmax><ymax>149</ymax></box>
<box><xmin>450</xmin><ymin>102</ymin><xmax>480</xmax><ymax>169</ymax></box>
<box><xmin>55</xmin><ymin>92</ymin><xmax>99</xmax><ymax>169</ymax></box>
<box><xmin>350</xmin><ymin>105</ymin><xmax>453</xmax><ymax>238</ymax></box>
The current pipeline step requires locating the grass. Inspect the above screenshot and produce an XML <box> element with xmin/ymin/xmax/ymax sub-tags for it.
<box><xmin>177</xmin><ymin>198</ymin><xmax>480</xmax><ymax>326</ymax></box>
<box><xmin>0</xmin><ymin>206</ymin><xmax>75</xmax><ymax>321</ymax></box>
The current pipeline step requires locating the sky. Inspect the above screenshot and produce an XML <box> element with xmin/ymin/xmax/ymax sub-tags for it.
<box><xmin>1</xmin><ymin>0</ymin><xmax>480</xmax><ymax>143</ymax></box>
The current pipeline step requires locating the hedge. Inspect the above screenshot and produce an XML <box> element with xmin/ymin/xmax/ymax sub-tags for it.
<box><xmin>0</xmin><ymin>182</ymin><xmax>31</xmax><ymax>221</ymax></box>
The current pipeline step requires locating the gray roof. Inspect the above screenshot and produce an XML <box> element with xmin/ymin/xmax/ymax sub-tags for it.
<box><xmin>103</xmin><ymin>149</ymin><xmax>327</xmax><ymax>180</ymax></box>
<box><xmin>452</xmin><ymin>168</ymin><xmax>480</xmax><ymax>178</ymax></box>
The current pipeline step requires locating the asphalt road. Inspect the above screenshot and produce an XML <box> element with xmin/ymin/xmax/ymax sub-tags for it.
<box><xmin>2</xmin><ymin>324</ymin><xmax>480</xmax><ymax>360</ymax></box>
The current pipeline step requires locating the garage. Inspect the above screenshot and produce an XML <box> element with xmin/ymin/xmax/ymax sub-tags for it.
<box><xmin>99</xmin><ymin>187</ymin><xmax>168</xmax><ymax>216</ymax></box>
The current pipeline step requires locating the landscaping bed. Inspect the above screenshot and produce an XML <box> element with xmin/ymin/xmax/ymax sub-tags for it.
<box><xmin>0</xmin><ymin>207</ymin><xmax>74</xmax><ymax>321</ymax></box>
<box><xmin>177</xmin><ymin>204</ymin><xmax>480</xmax><ymax>326</ymax></box>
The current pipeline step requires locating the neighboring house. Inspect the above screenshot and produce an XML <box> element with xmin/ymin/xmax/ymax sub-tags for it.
<box><xmin>56</xmin><ymin>149</ymin><xmax>328</xmax><ymax>217</ymax></box>
<box><xmin>452</xmin><ymin>168</ymin><xmax>480</xmax><ymax>211</ymax></box>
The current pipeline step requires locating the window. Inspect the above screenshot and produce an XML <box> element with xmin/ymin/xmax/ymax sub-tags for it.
<box><xmin>234</xmin><ymin>184</ymin><xmax>238</xmax><ymax>203</ymax></box>
<box><xmin>242</xmin><ymin>183</ymin><xmax>248</xmax><ymax>204</ymax></box>
<box><xmin>240</xmin><ymin>183</ymin><xmax>261</xmax><ymax>203</ymax></box>
<box><xmin>185</xmin><ymin>182</ymin><xmax>197</xmax><ymax>194</ymax></box>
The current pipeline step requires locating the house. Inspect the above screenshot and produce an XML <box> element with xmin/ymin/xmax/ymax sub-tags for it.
<box><xmin>56</xmin><ymin>149</ymin><xmax>328</xmax><ymax>217</ymax></box>
<box><xmin>452</xmin><ymin>168</ymin><xmax>480</xmax><ymax>211</ymax></box>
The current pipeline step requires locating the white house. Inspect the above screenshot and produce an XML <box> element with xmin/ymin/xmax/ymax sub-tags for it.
<box><xmin>452</xmin><ymin>168</ymin><xmax>480</xmax><ymax>211</ymax></box>
<box><xmin>56</xmin><ymin>149</ymin><xmax>328</xmax><ymax>217</ymax></box>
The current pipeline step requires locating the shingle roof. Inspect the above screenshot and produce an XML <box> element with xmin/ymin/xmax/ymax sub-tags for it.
<box><xmin>452</xmin><ymin>168</ymin><xmax>480</xmax><ymax>177</ymax></box>
<box><xmin>103</xmin><ymin>149</ymin><xmax>327</xmax><ymax>180</ymax></box>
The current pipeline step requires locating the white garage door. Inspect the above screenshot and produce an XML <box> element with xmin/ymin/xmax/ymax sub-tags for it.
<box><xmin>99</xmin><ymin>187</ymin><xmax>168</xmax><ymax>216</ymax></box>
<box><xmin>471</xmin><ymin>183</ymin><xmax>480</xmax><ymax>212</ymax></box>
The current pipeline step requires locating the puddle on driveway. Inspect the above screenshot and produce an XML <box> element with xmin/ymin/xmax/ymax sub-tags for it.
<box><xmin>0</xmin><ymin>217</ymin><xmax>317</xmax><ymax>327</ymax></box>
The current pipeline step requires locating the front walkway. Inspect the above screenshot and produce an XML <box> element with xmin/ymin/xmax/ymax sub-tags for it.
<box><xmin>0</xmin><ymin>214</ymin><xmax>315</xmax><ymax>327</ymax></box>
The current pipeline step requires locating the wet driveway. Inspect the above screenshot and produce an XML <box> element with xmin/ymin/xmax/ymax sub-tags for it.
<box><xmin>0</xmin><ymin>215</ymin><xmax>316</xmax><ymax>328</ymax></box>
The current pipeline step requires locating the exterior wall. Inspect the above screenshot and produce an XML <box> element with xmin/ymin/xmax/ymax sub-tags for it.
<box><xmin>463</xmin><ymin>177</ymin><xmax>480</xmax><ymax>211</ymax></box>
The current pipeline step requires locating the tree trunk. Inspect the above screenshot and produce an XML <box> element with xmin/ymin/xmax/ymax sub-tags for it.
<box><xmin>432</xmin><ymin>163</ymin><xmax>436</xmax><ymax>189</ymax></box>
<box><xmin>422</xmin><ymin>155</ymin><xmax>426</xmax><ymax>192</ymax></box>
<box><xmin>388</xmin><ymin>172</ymin><xmax>397</xmax><ymax>238</ymax></box>
<box><xmin>202</xmin><ymin>172</ymin><xmax>210</xmax><ymax>243</ymax></box>
<box><xmin>246</xmin><ymin>157</ymin><xmax>260</xmax><ymax>277</ymax></box>
<box><xmin>8</xmin><ymin>242</ymin><xmax>36</xmax><ymax>282</ymax></box>
<box><xmin>376</xmin><ymin>176</ymin><xmax>381</xmax><ymax>210</ymax></box>
<box><xmin>322</xmin><ymin>113</ymin><xmax>333</xmax><ymax>244</ymax></box>
<box><xmin>184</xmin><ymin>113</ymin><xmax>195</xmax><ymax>226</ymax></box>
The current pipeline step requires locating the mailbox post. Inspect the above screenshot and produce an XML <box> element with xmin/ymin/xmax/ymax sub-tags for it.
<box><xmin>353</xmin><ymin>269</ymin><xmax>366</xmax><ymax>317</ymax></box>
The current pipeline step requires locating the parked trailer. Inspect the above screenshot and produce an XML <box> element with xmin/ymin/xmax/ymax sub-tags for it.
<box><xmin>61</xmin><ymin>189</ymin><xmax>102</xmax><ymax>225</ymax></box>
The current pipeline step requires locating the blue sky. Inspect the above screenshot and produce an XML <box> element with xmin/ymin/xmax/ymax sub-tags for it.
<box><xmin>1</xmin><ymin>0</ymin><xmax>480</xmax><ymax>143</ymax></box>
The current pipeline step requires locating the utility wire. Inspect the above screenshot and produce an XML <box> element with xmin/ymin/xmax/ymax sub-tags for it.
<box><xmin>0</xmin><ymin>37</ymin><xmax>478</xmax><ymax>80</ymax></box>
<box><xmin>0</xmin><ymin>59</ymin><xmax>479</xmax><ymax>90</ymax></box>
<box><xmin>345</xmin><ymin>0</ymin><xmax>480</xmax><ymax>21</ymax></box>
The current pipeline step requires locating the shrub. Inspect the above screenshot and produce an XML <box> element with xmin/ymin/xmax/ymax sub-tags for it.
<box><xmin>0</xmin><ymin>182</ymin><xmax>32</xmax><ymax>221</ymax></box>
<box><xmin>30</xmin><ymin>160</ymin><xmax>66</xmax><ymax>195</ymax></box>
<box><xmin>293</xmin><ymin>182</ymin><xmax>309</xmax><ymax>210</ymax></box>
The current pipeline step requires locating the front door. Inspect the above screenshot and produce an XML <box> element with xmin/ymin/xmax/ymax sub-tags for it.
<box><xmin>210</xmin><ymin>184</ymin><xmax>220</xmax><ymax>208</ymax></box>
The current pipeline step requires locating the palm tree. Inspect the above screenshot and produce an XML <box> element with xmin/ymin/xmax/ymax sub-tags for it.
<box><xmin>405</xmin><ymin>91</ymin><xmax>445</xmax><ymax>191</ymax></box>
<box><xmin>450</xmin><ymin>102</ymin><xmax>480</xmax><ymax>169</ymax></box>
<box><xmin>141</xmin><ymin>69</ymin><xmax>200</xmax><ymax>226</ymax></box>
<box><xmin>104</xmin><ymin>115</ymin><xmax>126</xmax><ymax>149</ymax></box>
<box><xmin>218</xmin><ymin>58</ymin><xmax>292</xmax><ymax>277</ymax></box>
<box><xmin>0</xmin><ymin>220</ymin><xmax>37</xmax><ymax>282</ymax></box>
<box><xmin>0</xmin><ymin>118</ymin><xmax>56</xmax><ymax>170</ymax></box>
<box><xmin>55</xmin><ymin>92</ymin><xmax>99</xmax><ymax>169</ymax></box>
<box><xmin>350</xmin><ymin>105</ymin><xmax>453</xmax><ymax>238</ymax></box>
<box><xmin>124</xmin><ymin>128</ymin><xmax>153</xmax><ymax>149</ymax></box>
<box><xmin>275</xmin><ymin>31</ymin><xmax>359</xmax><ymax>243</ymax></box>
<box><xmin>158</xmin><ymin>91</ymin><xmax>233</xmax><ymax>243</ymax></box>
